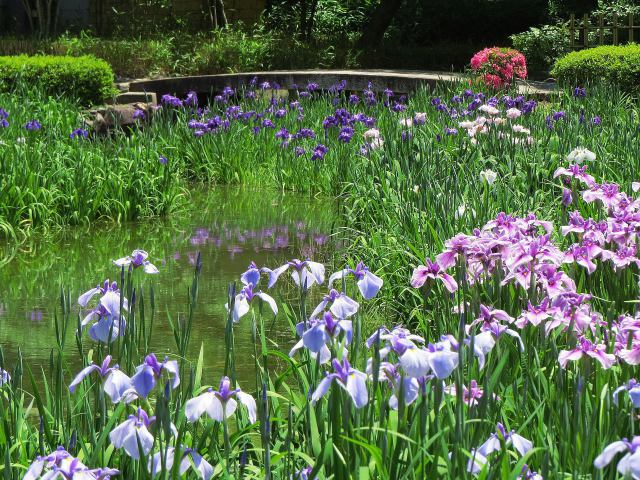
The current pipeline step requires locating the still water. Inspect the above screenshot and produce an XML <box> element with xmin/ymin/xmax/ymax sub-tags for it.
<box><xmin>0</xmin><ymin>187</ymin><xmax>339</xmax><ymax>387</ymax></box>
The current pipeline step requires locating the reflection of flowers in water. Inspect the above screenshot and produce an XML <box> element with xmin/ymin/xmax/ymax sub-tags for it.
<box><xmin>29</xmin><ymin>309</ymin><xmax>43</xmax><ymax>322</ymax></box>
<box><xmin>172</xmin><ymin>221</ymin><xmax>333</xmax><ymax>265</ymax></box>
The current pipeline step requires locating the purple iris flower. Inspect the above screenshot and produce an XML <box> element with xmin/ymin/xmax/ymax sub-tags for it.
<box><xmin>69</xmin><ymin>355</ymin><xmax>136</xmax><ymax>403</ymax></box>
<box><xmin>70</xmin><ymin>128</ymin><xmax>89</xmax><ymax>139</ymax></box>
<box><xmin>374</xmin><ymin>361</ymin><xmax>420</xmax><ymax>409</ymax></box>
<box><xmin>79</xmin><ymin>281</ymin><xmax>128</xmax><ymax>344</ymax></box>
<box><xmin>25</xmin><ymin>120</ymin><xmax>41</xmax><ymax>131</ymax></box>
<box><xmin>24</xmin><ymin>447</ymin><xmax>119</xmax><ymax>480</ymax></box>
<box><xmin>328</xmin><ymin>261</ymin><xmax>383</xmax><ymax>300</ymax></box>
<box><xmin>275</xmin><ymin>127</ymin><xmax>290</xmax><ymax>140</ymax></box>
<box><xmin>309</xmin><ymin>289</ymin><xmax>360</xmax><ymax>320</ymax></box>
<box><xmin>113</xmin><ymin>249</ymin><xmax>159</xmax><ymax>274</ymax></box>
<box><xmin>552</xmin><ymin>110</ymin><xmax>566</xmax><ymax>121</ymax></box>
<box><xmin>148</xmin><ymin>446</ymin><xmax>213</xmax><ymax>479</ymax></box>
<box><xmin>311</xmin><ymin>357</ymin><xmax>368</xmax><ymax>408</ymax></box>
<box><xmin>558</xmin><ymin>336</ymin><xmax>615</xmax><ymax>369</ymax></box>
<box><xmin>222</xmin><ymin>86</ymin><xmax>235</xmax><ymax>97</ymax></box>
<box><xmin>411</xmin><ymin>259</ymin><xmax>457</xmax><ymax>293</ymax></box>
<box><xmin>184</xmin><ymin>91</ymin><xmax>198</xmax><ymax>107</ymax></box>
<box><xmin>594</xmin><ymin>436</ymin><xmax>640</xmax><ymax>475</ymax></box>
<box><xmin>228</xmin><ymin>283</ymin><xmax>278</xmax><ymax>322</ymax></box>
<box><xmin>613</xmin><ymin>379</ymin><xmax>640</xmax><ymax>408</ymax></box>
<box><xmin>159</xmin><ymin>155</ymin><xmax>168</xmax><ymax>165</ymax></box>
<box><xmin>262</xmin><ymin>258</ymin><xmax>325</xmax><ymax>289</ymax></box>
<box><xmin>185</xmin><ymin>376</ymin><xmax>256</xmax><ymax>423</ymax></box>
<box><xmin>161</xmin><ymin>94</ymin><xmax>183</xmax><ymax>107</ymax></box>
<box><xmin>573</xmin><ymin>86</ymin><xmax>587</xmax><ymax>98</ymax></box>
<box><xmin>349</xmin><ymin>94</ymin><xmax>360</xmax><ymax>104</ymax></box>
<box><xmin>131</xmin><ymin>353</ymin><xmax>180</xmax><ymax>398</ymax></box>
<box><xmin>293</xmin><ymin>466</ymin><xmax>316</xmax><ymax>480</ymax></box>
<box><xmin>592</xmin><ymin>116</ymin><xmax>602</xmax><ymax>125</ymax></box>
<box><xmin>477</xmin><ymin>422</ymin><xmax>533</xmax><ymax>457</ymax></box>
<box><xmin>294</xmin><ymin>146</ymin><xmax>306</xmax><ymax>157</ymax></box>
<box><xmin>0</xmin><ymin>369</ymin><xmax>10</xmax><ymax>386</ymax></box>
<box><xmin>444</xmin><ymin>127</ymin><xmax>458</xmax><ymax>135</ymax></box>
<box><xmin>301</xmin><ymin>311</ymin><xmax>353</xmax><ymax>352</ymax></box>
<box><xmin>110</xmin><ymin>407</ymin><xmax>159</xmax><ymax>459</ymax></box>
<box><xmin>338</xmin><ymin>126</ymin><xmax>354</xmax><ymax>143</ymax></box>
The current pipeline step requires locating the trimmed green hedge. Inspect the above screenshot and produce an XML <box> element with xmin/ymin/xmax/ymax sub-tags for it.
<box><xmin>551</xmin><ymin>44</ymin><xmax>640</xmax><ymax>94</ymax></box>
<box><xmin>0</xmin><ymin>55</ymin><xmax>114</xmax><ymax>105</ymax></box>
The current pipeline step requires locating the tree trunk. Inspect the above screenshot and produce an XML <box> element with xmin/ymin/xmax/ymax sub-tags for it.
<box><xmin>216</xmin><ymin>0</ymin><xmax>227</xmax><ymax>27</ymax></box>
<box><xmin>357</xmin><ymin>0</ymin><xmax>404</xmax><ymax>48</ymax></box>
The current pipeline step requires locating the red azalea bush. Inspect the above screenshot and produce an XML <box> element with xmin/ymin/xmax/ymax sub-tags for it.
<box><xmin>470</xmin><ymin>47</ymin><xmax>527</xmax><ymax>89</ymax></box>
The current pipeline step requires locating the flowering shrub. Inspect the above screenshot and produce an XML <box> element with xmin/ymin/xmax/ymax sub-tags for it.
<box><xmin>470</xmin><ymin>47</ymin><xmax>528</xmax><ymax>89</ymax></box>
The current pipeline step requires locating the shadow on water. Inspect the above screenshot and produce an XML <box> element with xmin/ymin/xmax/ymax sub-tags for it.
<box><xmin>0</xmin><ymin>186</ymin><xmax>341</xmax><ymax>387</ymax></box>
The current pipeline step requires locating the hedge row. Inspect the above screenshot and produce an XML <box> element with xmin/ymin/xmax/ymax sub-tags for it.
<box><xmin>552</xmin><ymin>43</ymin><xmax>640</xmax><ymax>95</ymax></box>
<box><xmin>0</xmin><ymin>55</ymin><xmax>115</xmax><ymax>105</ymax></box>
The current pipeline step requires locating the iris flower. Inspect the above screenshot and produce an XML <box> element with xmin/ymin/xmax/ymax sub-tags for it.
<box><xmin>411</xmin><ymin>259</ymin><xmax>458</xmax><ymax>293</ymax></box>
<box><xmin>110</xmin><ymin>407</ymin><xmax>159</xmax><ymax>459</ymax></box>
<box><xmin>613</xmin><ymin>379</ymin><xmax>640</xmax><ymax>408</ymax></box>
<box><xmin>262</xmin><ymin>258</ymin><xmax>325</xmax><ymax>289</ymax></box>
<box><xmin>24</xmin><ymin>447</ymin><xmax>118</xmax><ymax>480</ymax></box>
<box><xmin>594</xmin><ymin>436</ymin><xmax>640</xmax><ymax>477</ymax></box>
<box><xmin>328</xmin><ymin>261</ymin><xmax>383</xmax><ymax>300</ymax></box>
<box><xmin>131</xmin><ymin>353</ymin><xmax>180</xmax><ymax>398</ymax></box>
<box><xmin>148</xmin><ymin>447</ymin><xmax>213</xmax><ymax>479</ymax></box>
<box><xmin>113</xmin><ymin>249</ymin><xmax>159</xmax><ymax>274</ymax></box>
<box><xmin>69</xmin><ymin>355</ymin><xmax>136</xmax><ymax>403</ymax></box>
<box><xmin>79</xmin><ymin>281</ymin><xmax>127</xmax><ymax>344</ymax></box>
<box><xmin>311</xmin><ymin>358</ymin><xmax>368</xmax><ymax>408</ymax></box>
<box><xmin>185</xmin><ymin>376</ymin><xmax>256</xmax><ymax>423</ymax></box>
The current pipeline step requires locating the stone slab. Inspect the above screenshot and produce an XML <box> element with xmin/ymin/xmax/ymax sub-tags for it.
<box><xmin>110</xmin><ymin>91</ymin><xmax>157</xmax><ymax>105</ymax></box>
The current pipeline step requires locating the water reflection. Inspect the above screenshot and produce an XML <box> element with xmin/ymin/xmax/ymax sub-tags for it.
<box><xmin>0</xmin><ymin>187</ymin><xmax>339</xmax><ymax>385</ymax></box>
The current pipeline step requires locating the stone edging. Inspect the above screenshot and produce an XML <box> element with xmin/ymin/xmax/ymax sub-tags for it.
<box><xmin>127</xmin><ymin>69</ymin><xmax>556</xmax><ymax>101</ymax></box>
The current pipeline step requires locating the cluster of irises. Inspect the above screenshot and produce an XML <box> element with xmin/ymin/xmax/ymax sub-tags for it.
<box><xmin>28</xmin><ymin>248</ymin><xmax>260</xmax><ymax>479</ymax></box>
<box><xmin>154</xmin><ymin>80</ymin><xmax>550</xmax><ymax>165</ymax></box>
<box><xmin>409</xmin><ymin>154</ymin><xmax>640</xmax><ymax>476</ymax></box>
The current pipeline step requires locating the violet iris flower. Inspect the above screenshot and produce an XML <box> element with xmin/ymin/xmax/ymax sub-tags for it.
<box><xmin>374</xmin><ymin>361</ymin><xmax>419</xmax><ymax>409</ymax></box>
<box><xmin>411</xmin><ymin>259</ymin><xmax>458</xmax><ymax>293</ymax></box>
<box><xmin>477</xmin><ymin>422</ymin><xmax>533</xmax><ymax>457</ymax></box>
<box><xmin>553</xmin><ymin>164</ymin><xmax>596</xmax><ymax>187</ymax></box>
<box><xmin>328</xmin><ymin>261</ymin><xmax>383</xmax><ymax>300</ymax></box>
<box><xmin>558</xmin><ymin>336</ymin><xmax>616</xmax><ymax>369</ymax></box>
<box><xmin>300</xmin><ymin>311</ymin><xmax>353</xmax><ymax>353</ymax></box>
<box><xmin>594</xmin><ymin>436</ymin><xmax>640</xmax><ymax>477</ymax></box>
<box><xmin>262</xmin><ymin>258</ymin><xmax>325</xmax><ymax>289</ymax></box>
<box><xmin>131</xmin><ymin>353</ymin><xmax>180</xmax><ymax>398</ymax></box>
<box><xmin>311</xmin><ymin>357</ymin><xmax>368</xmax><ymax>408</ymax></box>
<box><xmin>113</xmin><ymin>249</ymin><xmax>159</xmax><ymax>274</ymax></box>
<box><xmin>444</xmin><ymin>379</ymin><xmax>496</xmax><ymax>407</ymax></box>
<box><xmin>613</xmin><ymin>379</ymin><xmax>640</xmax><ymax>408</ymax></box>
<box><xmin>110</xmin><ymin>407</ymin><xmax>158</xmax><ymax>459</ymax></box>
<box><xmin>69</xmin><ymin>355</ymin><xmax>136</xmax><ymax>403</ymax></box>
<box><xmin>228</xmin><ymin>283</ymin><xmax>278</xmax><ymax>322</ymax></box>
<box><xmin>25</xmin><ymin>120</ymin><xmax>41</xmax><ymax>131</ymax></box>
<box><xmin>79</xmin><ymin>281</ymin><xmax>128</xmax><ymax>344</ymax></box>
<box><xmin>24</xmin><ymin>447</ymin><xmax>119</xmax><ymax>480</ymax></box>
<box><xmin>148</xmin><ymin>447</ymin><xmax>213</xmax><ymax>479</ymax></box>
<box><xmin>70</xmin><ymin>128</ymin><xmax>89</xmax><ymax>139</ymax></box>
<box><xmin>309</xmin><ymin>289</ymin><xmax>359</xmax><ymax>320</ymax></box>
<box><xmin>185</xmin><ymin>376</ymin><xmax>257</xmax><ymax>423</ymax></box>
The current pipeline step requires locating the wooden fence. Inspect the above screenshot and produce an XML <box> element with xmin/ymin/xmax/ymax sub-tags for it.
<box><xmin>569</xmin><ymin>13</ymin><xmax>639</xmax><ymax>49</ymax></box>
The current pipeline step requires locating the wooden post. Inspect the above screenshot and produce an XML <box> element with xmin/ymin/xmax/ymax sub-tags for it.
<box><xmin>613</xmin><ymin>13</ymin><xmax>618</xmax><ymax>45</ymax></box>
<box><xmin>598</xmin><ymin>13</ymin><xmax>604</xmax><ymax>45</ymax></box>
<box><xmin>630</xmin><ymin>13</ymin><xmax>635</xmax><ymax>43</ymax></box>
<box><xmin>569</xmin><ymin>14</ymin><xmax>575</xmax><ymax>48</ymax></box>
<box><xmin>583</xmin><ymin>13</ymin><xmax>589</xmax><ymax>48</ymax></box>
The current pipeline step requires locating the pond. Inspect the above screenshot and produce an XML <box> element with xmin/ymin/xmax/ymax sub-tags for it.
<box><xmin>0</xmin><ymin>187</ymin><xmax>339</xmax><ymax>387</ymax></box>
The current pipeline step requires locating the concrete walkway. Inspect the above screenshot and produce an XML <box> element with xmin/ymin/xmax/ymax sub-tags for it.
<box><xmin>123</xmin><ymin>69</ymin><xmax>557</xmax><ymax>102</ymax></box>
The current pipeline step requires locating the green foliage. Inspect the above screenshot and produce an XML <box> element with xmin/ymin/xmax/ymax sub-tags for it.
<box><xmin>510</xmin><ymin>24</ymin><xmax>570</xmax><ymax>75</ymax></box>
<box><xmin>0</xmin><ymin>54</ymin><xmax>115</xmax><ymax>104</ymax></box>
<box><xmin>551</xmin><ymin>43</ymin><xmax>640</xmax><ymax>94</ymax></box>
